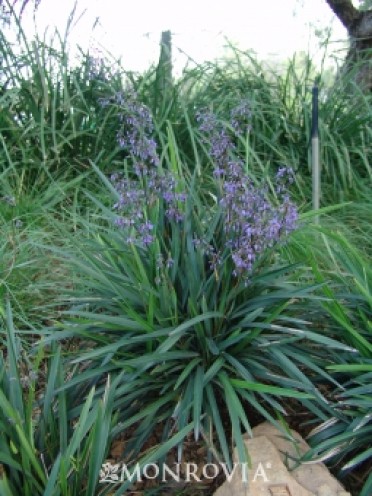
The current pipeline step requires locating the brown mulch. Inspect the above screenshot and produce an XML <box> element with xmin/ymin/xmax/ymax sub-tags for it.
<box><xmin>8</xmin><ymin>348</ymin><xmax>367</xmax><ymax>495</ymax></box>
<box><xmin>104</xmin><ymin>422</ymin><xmax>226</xmax><ymax>495</ymax></box>
<box><xmin>101</xmin><ymin>397</ymin><xmax>368</xmax><ymax>496</ymax></box>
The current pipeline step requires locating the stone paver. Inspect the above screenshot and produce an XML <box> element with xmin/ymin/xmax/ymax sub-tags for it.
<box><xmin>213</xmin><ymin>422</ymin><xmax>351</xmax><ymax>496</ymax></box>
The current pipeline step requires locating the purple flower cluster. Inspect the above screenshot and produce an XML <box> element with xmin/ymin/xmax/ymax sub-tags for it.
<box><xmin>114</xmin><ymin>89</ymin><xmax>160</xmax><ymax>167</ymax></box>
<box><xmin>108</xmin><ymin>90</ymin><xmax>185</xmax><ymax>245</ymax></box>
<box><xmin>196</xmin><ymin>101</ymin><xmax>251</xmax><ymax>176</ymax></box>
<box><xmin>192</xmin><ymin>237</ymin><xmax>222</xmax><ymax>271</ymax></box>
<box><xmin>111</xmin><ymin>170</ymin><xmax>185</xmax><ymax>245</ymax></box>
<box><xmin>197</xmin><ymin>103</ymin><xmax>298</xmax><ymax>279</ymax></box>
<box><xmin>221</xmin><ymin>168</ymin><xmax>298</xmax><ymax>276</ymax></box>
<box><xmin>111</xmin><ymin>173</ymin><xmax>153</xmax><ymax>244</ymax></box>
<box><xmin>107</xmin><ymin>92</ymin><xmax>297</xmax><ymax>280</ymax></box>
<box><xmin>1</xmin><ymin>195</ymin><xmax>16</xmax><ymax>206</ymax></box>
<box><xmin>154</xmin><ymin>253</ymin><xmax>175</xmax><ymax>284</ymax></box>
<box><xmin>86</xmin><ymin>49</ymin><xmax>110</xmax><ymax>82</ymax></box>
<box><xmin>231</xmin><ymin>100</ymin><xmax>253</xmax><ymax>134</ymax></box>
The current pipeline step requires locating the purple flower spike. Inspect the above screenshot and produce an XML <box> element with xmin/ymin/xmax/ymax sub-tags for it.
<box><xmin>197</xmin><ymin>102</ymin><xmax>298</xmax><ymax>280</ymax></box>
<box><xmin>108</xmin><ymin>89</ymin><xmax>186</xmax><ymax>247</ymax></box>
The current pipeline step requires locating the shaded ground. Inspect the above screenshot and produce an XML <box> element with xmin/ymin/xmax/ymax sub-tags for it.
<box><xmin>102</xmin><ymin>398</ymin><xmax>367</xmax><ymax>495</ymax></box>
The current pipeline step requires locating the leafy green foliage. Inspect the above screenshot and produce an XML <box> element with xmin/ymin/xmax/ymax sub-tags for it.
<box><xmin>0</xmin><ymin>5</ymin><xmax>371</xmax><ymax>494</ymax></box>
<box><xmin>0</xmin><ymin>300</ymin><xmax>117</xmax><ymax>495</ymax></box>
<box><xmin>294</xmin><ymin>234</ymin><xmax>372</xmax><ymax>495</ymax></box>
<box><xmin>46</xmin><ymin>155</ymin><xmax>355</xmax><ymax>474</ymax></box>
<box><xmin>359</xmin><ymin>0</ymin><xmax>372</xmax><ymax>12</ymax></box>
<box><xmin>0</xmin><ymin>8</ymin><xmax>131</xmax><ymax>195</ymax></box>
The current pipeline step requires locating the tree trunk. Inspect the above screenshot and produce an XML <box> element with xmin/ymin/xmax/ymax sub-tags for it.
<box><xmin>325</xmin><ymin>0</ymin><xmax>372</xmax><ymax>90</ymax></box>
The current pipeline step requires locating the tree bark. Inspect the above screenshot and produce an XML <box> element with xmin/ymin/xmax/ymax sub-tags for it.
<box><xmin>325</xmin><ymin>0</ymin><xmax>360</xmax><ymax>29</ymax></box>
<box><xmin>325</xmin><ymin>0</ymin><xmax>372</xmax><ymax>90</ymax></box>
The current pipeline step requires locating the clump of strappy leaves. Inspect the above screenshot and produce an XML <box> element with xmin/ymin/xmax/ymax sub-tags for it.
<box><xmin>53</xmin><ymin>91</ymin><xmax>344</xmax><ymax>494</ymax></box>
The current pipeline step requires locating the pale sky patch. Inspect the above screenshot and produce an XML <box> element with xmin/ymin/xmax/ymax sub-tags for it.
<box><xmin>21</xmin><ymin>0</ymin><xmax>348</xmax><ymax>73</ymax></box>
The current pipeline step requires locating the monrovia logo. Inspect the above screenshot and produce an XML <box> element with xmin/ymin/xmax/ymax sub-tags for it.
<box><xmin>99</xmin><ymin>461</ymin><xmax>272</xmax><ymax>484</ymax></box>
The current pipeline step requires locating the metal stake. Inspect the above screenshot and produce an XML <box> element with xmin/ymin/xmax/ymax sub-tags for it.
<box><xmin>311</xmin><ymin>84</ymin><xmax>320</xmax><ymax>223</ymax></box>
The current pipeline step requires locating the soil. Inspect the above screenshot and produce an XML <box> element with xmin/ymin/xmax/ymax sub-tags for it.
<box><xmin>102</xmin><ymin>398</ymin><xmax>369</xmax><ymax>496</ymax></box>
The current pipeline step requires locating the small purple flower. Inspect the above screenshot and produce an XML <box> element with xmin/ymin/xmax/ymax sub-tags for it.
<box><xmin>1</xmin><ymin>195</ymin><xmax>16</xmax><ymax>206</ymax></box>
<box><xmin>142</xmin><ymin>234</ymin><xmax>154</xmax><ymax>245</ymax></box>
<box><xmin>166</xmin><ymin>207</ymin><xmax>184</xmax><ymax>223</ymax></box>
<box><xmin>231</xmin><ymin>99</ymin><xmax>252</xmax><ymax>134</ymax></box>
<box><xmin>98</xmin><ymin>97</ymin><xmax>110</xmax><ymax>108</ymax></box>
<box><xmin>86</xmin><ymin>50</ymin><xmax>110</xmax><ymax>82</ymax></box>
<box><xmin>166</xmin><ymin>257</ymin><xmax>174</xmax><ymax>268</ymax></box>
